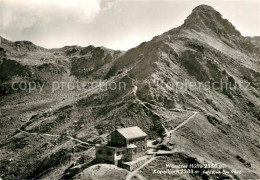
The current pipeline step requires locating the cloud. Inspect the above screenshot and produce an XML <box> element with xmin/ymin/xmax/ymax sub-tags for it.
<box><xmin>0</xmin><ymin>0</ymin><xmax>105</xmax><ymax>36</ymax></box>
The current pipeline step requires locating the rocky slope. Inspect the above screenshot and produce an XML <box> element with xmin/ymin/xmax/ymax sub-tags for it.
<box><xmin>248</xmin><ymin>36</ymin><xmax>260</xmax><ymax>48</ymax></box>
<box><xmin>0</xmin><ymin>5</ymin><xmax>259</xmax><ymax>180</ymax></box>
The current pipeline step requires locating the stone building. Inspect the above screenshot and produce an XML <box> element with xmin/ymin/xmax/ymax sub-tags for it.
<box><xmin>95</xmin><ymin>126</ymin><xmax>147</xmax><ymax>166</ymax></box>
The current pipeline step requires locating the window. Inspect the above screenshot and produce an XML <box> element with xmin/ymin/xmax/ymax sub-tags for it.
<box><xmin>107</xmin><ymin>151</ymin><xmax>112</xmax><ymax>156</ymax></box>
<box><xmin>133</xmin><ymin>149</ymin><xmax>136</xmax><ymax>154</ymax></box>
<box><xmin>116</xmin><ymin>151</ymin><xmax>121</xmax><ymax>156</ymax></box>
<box><xmin>98</xmin><ymin>150</ymin><xmax>102</xmax><ymax>154</ymax></box>
<box><xmin>142</xmin><ymin>146</ymin><xmax>146</xmax><ymax>151</ymax></box>
<box><xmin>108</xmin><ymin>135</ymin><xmax>111</xmax><ymax>144</ymax></box>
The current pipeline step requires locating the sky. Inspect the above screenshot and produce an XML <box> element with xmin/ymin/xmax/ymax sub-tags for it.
<box><xmin>0</xmin><ymin>0</ymin><xmax>259</xmax><ymax>50</ymax></box>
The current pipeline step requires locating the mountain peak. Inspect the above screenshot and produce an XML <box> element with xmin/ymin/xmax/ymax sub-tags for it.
<box><xmin>192</xmin><ymin>4</ymin><xmax>216</xmax><ymax>12</ymax></box>
<box><xmin>182</xmin><ymin>5</ymin><xmax>241</xmax><ymax>36</ymax></box>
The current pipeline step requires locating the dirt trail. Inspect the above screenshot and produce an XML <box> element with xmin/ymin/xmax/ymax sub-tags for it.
<box><xmin>128</xmin><ymin>74</ymin><xmax>199</xmax><ymax>136</ymax></box>
<box><xmin>125</xmin><ymin>111</ymin><xmax>198</xmax><ymax>180</ymax></box>
<box><xmin>125</xmin><ymin>75</ymin><xmax>200</xmax><ymax>180</ymax></box>
<box><xmin>84</xmin><ymin>100</ymin><xmax>133</xmax><ymax>109</ymax></box>
<box><xmin>18</xmin><ymin>129</ymin><xmax>93</xmax><ymax>146</ymax></box>
<box><xmin>166</xmin><ymin>111</ymin><xmax>198</xmax><ymax>136</ymax></box>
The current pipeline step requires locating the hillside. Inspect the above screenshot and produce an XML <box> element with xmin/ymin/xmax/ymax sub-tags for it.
<box><xmin>0</xmin><ymin>5</ymin><xmax>260</xmax><ymax>180</ymax></box>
